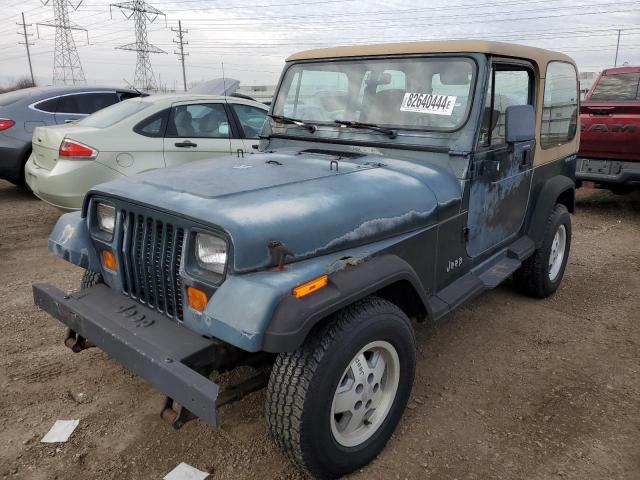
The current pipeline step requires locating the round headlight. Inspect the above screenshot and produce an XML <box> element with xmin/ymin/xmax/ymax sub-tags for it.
<box><xmin>96</xmin><ymin>202</ymin><xmax>115</xmax><ymax>235</ymax></box>
<box><xmin>195</xmin><ymin>233</ymin><xmax>227</xmax><ymax>274</ymax></box>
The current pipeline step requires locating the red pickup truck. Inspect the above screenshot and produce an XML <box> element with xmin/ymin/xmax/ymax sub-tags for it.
<box><xmin>577</xmin><ymin>66</ymin><xmax>640</xmax><ymax>193</ymax></box>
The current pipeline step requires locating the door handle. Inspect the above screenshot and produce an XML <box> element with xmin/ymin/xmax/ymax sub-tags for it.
<box><xmin>174</xmin><ymin>141</ymin><xmax>197</xmax><ymax>148</ymax></box>
<box><xmin>64</xmin><ymin>119</ymin><xmax>77</xmax><ymax>124</ymax></box>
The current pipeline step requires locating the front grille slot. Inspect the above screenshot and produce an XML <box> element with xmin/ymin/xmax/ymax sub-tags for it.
<box><xmin>121</xmin><ymin>211</ymin><xmax>185</xmax><ymax>321</ymax></box>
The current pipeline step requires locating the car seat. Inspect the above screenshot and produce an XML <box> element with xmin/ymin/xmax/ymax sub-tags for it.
<box><xmin>174</xmin><ymin>109</ymin><xmax>195</xmax><ymax>137</ymax></box>
<box><xmin>198</xmin><ymin>110</ymin><xmax>226</xmax><ymax>137</ymax></box>
<box><xmin>363</xmin><ymin>89</ymin><xmax>406</xmax><ymax>125</ymax></box>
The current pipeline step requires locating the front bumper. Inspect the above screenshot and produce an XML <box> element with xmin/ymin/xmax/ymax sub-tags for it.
<box><xmin>32</xmin><ymin>282</ymin><xmax>221</xmax><ymax>427</ymax></box>
<box><xmin>576</xmin><ymin>157</ymin><xmax>640</xmax><ymax>186</ymax></box>
<box><xmin>25</xmin><ymin>154</ymin><xmax>123</xmax><ymax>211</ymax></box>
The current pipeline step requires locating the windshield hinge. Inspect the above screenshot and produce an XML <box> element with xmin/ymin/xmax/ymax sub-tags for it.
<box><xmin>448</xmin><ymin>149</ymin><xmax>471</xmax><ymax>157</ymax></box>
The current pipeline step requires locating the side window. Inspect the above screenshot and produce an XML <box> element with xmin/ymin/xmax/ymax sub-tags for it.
<box><xmin>481</xmin><ymin>67</ymin><xmax>532</xmax><ymax>145</ymax></box>
<box><xmin>541</xmin><ymin>62</ymin><xmax>578</xmax><ymax>148</ymax></box>
<box><xmin>134</xmin><ymin>108</ymin><xmax>170</xmax><ymax>137</ymax></box>
<box><xmin>167</xmin><ymin>103</ymin><xmax>230</xmax><ymax>138</ymax></box>
<box><xmin>33</xmin><ymin>97</ymin><xmax>59</xmax><ymax>113</ymax></box>
<box><xmin>76</xmin><ymin>93</ymin><xmax>119</xmax><ymax>115</ymax></box>
<box><xmin>232</xmin><ymin>104</ymin><xmax>267</xmax><ymax>139</ymax></box>
<box><xmin>56</xmin><ymin>94</ymin><xmax>82</xmax><ymax>114</ymax></box>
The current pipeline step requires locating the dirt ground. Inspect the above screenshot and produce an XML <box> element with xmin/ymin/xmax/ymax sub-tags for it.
<box><xmin>0</xmin><ymin>181</ymin><xmax>638</xmax><ymax>480</ymax></box>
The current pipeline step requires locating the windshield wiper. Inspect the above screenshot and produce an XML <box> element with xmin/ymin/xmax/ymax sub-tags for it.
<box><xmin>333</xmin><ymin>120</ymin><xmax>397</xmax><ymax>139</ymax></box>
<box><xmin>268</xmin><ymin>114</ymin><xmax>316</xmax><ymax>133</ymax></box>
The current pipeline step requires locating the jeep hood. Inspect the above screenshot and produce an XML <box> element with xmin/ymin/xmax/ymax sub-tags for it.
<box><xmin>92</xmin><ymin>150</ymin><xmax>460</xmax><ymax>272</ymax></box>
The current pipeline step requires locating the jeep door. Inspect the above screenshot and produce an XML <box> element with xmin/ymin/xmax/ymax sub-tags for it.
<box><xmin>163</xmin><ymin>102</ymin><xmax>244</xmax><ymax>166</ymax></box>
<box><xmin>466</xmin><ymin>62</ymin><xmax>535</xmax><ymax>257</ymax></box>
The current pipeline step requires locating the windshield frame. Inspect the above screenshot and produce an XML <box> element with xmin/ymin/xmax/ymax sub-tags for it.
<box><xmin>271</xmin><ymin>53</ymin><xmax>479</xmax><ymax>135</ymax></box>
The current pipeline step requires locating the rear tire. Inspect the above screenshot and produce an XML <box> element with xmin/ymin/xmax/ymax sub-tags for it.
<box><xmin>80</xmin><ymin>270</ymin><xmax>103</xmax><ymax>289</ymax></box>
<box><xmin>266</xmin><ymin>296</ymin><xmax>416</xmax><ymax>479</ymax></box>
<box><xmin>513</xmin><ymin>203</ymin><xmax>571</xmax><ymax>298</ymax></box>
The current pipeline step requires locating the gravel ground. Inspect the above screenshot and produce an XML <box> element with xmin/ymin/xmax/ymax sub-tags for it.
<box><xmin>0</xmin><ymin>181</ymin><xmax>638</xmax><ymax>480</ymax></box>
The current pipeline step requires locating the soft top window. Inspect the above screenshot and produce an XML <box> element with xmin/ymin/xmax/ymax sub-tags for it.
<box><xmin>78</xmin><ymin>98</ymin><xmax>152</xmax><ymax>128</ymax></box>
<box><xmin>541</xmin><ymin>61</ymin><xmax>578</xmax><ymax>149</ymax></box>
<box><xmin>590</xmin><ymin>72</ymin><xmax>640</xmax><ymax>101</ymax></box>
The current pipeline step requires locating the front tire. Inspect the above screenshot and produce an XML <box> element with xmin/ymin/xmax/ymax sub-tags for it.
<box><xmin>513</xmin><ymin>203</ymin><xmax>571</xmax><ymax>298</ymax></box>
<box><xmin>80</xmin><ymin>270</ymin><xmax>103</xmax><ymax>289</ymax></box>
<box><xmin>266</xmin><ymin>296</ymin><xmax>416</xmax><ymax>479</ymax></box>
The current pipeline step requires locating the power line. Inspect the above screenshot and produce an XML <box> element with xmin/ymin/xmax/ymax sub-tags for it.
<box><xmin>110</xmin><ymin>0</ymin><xmax>166</xmax><ymax>91</ymax></box>
<box><xmin>171</xmin><ymin>19</ymin><xmax>187</xmax><ymax>91</ymax></box>
<box><xmin>38</xmin><ymin>0</ymin><xmax>88</xmax><ymax>85</ymax></box>
<box><xmin>16</xmin><ymin>12</ymin><xmax>35</xmax><ymax>84</ymax></box>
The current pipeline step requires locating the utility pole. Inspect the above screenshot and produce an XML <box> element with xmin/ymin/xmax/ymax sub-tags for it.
<box><xmin>171</xmin><ymin>20</ymin><xmax>188</xmax><ymax>92</ymax></box>
<box><xmin>17</xmin><ymin>12</ymin><xmax>35</xmax><ymax>85</ymax></box>
<box><xmin>38</xmin><ymin>0</ymin><xmax>88</xmax><ymax>85</ymax></box>
<box><xmin>111</xmin><ymin>0</ymin><xmax>166</xmax><ymax>92</ymax></box>
<box><xmin>614</xmin><ymin>29</ymin><xmax>621</xmax><ymax>67</ymax></box>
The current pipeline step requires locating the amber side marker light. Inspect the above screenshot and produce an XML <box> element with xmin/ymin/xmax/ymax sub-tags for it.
<box><xmin>292</xmin><ymin>274</ymin><xmax>329</xmax><ymax>299</ymax></box>
<box><xmin>102</xmin><ymin>250</ymin><xmax>117</xmax><ymax>272</ymax></box>
<box><xmin>187</xmin><ymin>286</ymin><xmax>208</xmax><ymax>312</ymax></box>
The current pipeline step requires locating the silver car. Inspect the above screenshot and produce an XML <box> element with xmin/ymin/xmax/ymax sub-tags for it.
<box><xmin>25</xmin><ymin>94</ymin><xmax>269</xmax><ymax>210</ymax></box>
<box><xmin>0</xmin><ymin>86</ymin><xmax>141</xmax><ymax>185</ymax></box>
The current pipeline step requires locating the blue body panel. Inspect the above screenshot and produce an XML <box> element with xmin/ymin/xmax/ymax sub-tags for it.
<box><xmin>48</xmin><ymin>211</ymin><xmax>101</xmax><ymax>272</ymax></box>
<box><xmin>90</xmin><ymin>149</ymin><xmax>458</xmax><ymax>272</ymax></box>
<box><xmin>49</xmin><ymin>146</ymin><xmax>463</xmax><ymax>352</ymax></box>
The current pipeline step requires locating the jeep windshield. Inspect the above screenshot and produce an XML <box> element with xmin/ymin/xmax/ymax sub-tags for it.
<box><xmin>272</xmin><ymin>56</ymin><xmax>476</xmax><ymax>137</ymax></box>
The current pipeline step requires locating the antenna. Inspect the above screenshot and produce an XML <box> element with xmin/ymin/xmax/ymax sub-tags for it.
<box><xmin>221</xmin><ymin>61</ymin><xmax>226</xmax><ymax>94</ymax></box>
<box><xmin>38</xmin><ymin>0</ymin><xmax>88</xmax><ymax>85</ymax></box>
<box><xmin>111</xmin><ymin>0</ymin><xmax>167</xmax><ymax>92</ymax></box>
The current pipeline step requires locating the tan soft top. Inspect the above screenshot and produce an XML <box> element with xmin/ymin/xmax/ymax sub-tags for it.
<box><xmin>287</xmin><ymin>40</ymin><xmax>576</xmax><ymax>74</ymax></box>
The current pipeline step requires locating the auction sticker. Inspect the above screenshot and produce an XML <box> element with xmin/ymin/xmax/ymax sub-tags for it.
<box><xmin>400</xmin><ymin>93</ymin><xmax>456</xmax><ymax>115</ymax></box>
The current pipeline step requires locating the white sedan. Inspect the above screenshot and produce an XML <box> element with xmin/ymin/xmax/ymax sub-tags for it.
<box><xmin>25</xmin><ymin>94</ymin><xmax>268</xmax><ymax>210</ymax></box>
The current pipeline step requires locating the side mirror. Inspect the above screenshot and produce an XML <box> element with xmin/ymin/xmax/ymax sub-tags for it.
<box><xmin>505</xmin><ymin>104</ymin><xmax>535</xmax><ymax>143</ymax></box>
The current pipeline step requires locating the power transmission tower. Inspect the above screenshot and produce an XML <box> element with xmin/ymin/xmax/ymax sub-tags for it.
<box><xmin>111</xmin><ymin>1</ymin><xmax>166</xmax><ymax>91</ymax></box>
<box><xmin>17</xmin><ymin>12</ymin><xmax>36</xmax><ymax>85</ymax></box>
<box><xmin>38</xmin><ymin>0</ymin><xmax>88</xmax><ymax>85</ymax></box>
<box><xmin>172</xmin><ymin>20</ymin><xmax>188</xmax><ymax>92</ymax></box>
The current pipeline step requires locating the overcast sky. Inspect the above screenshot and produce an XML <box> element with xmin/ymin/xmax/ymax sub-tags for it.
<box><xmin>1</xmin><ymin>0</ymin><xmax>639</xmax><ymax>90</ymax></box>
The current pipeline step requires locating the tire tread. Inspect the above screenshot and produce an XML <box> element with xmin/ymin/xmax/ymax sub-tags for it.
<box><xmin>513</xmin><ymin>203</ymin><xmax>570</xmax><ymax>298</ymax></box>
<box><xmin>266</xmin><ymin>296</ymin><xmax>411</xmax><ymax>478</ymax></box>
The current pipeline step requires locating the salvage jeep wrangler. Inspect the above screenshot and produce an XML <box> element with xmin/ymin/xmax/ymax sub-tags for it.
<box><xmin>33</xmin><ymin>41</ymin><xmax>579</xmax><ymax>479</ymax></box>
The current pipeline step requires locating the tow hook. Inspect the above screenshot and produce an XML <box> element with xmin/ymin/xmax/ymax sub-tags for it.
<box><xmin>161</xmin><ymin>397</ymin><xmax>198</xmax><ymax>429</ymax></box>
<box><xmin>64</xmin><ymin>328</ymin><xmax>94</xmax><ymax>353</ymax></box>
<box><xmin>160</xmin><ymin>371</ymin><xmax>269</xmax><ymax>429</ymax></box>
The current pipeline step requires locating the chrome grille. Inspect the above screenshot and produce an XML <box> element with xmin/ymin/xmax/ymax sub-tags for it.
<box><xmin>120</xmin><ymin>210</ymin><xmax>185</xmax><ymax>321</ymax></box>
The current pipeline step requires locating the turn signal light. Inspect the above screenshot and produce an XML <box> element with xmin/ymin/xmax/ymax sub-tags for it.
<box><xmin>292</xmin><ymin>274</ymin><xmax>328</xmax><ymax>299</ymax></box>
<box><xmin>59</xmin><ymin>139</ymin><xmax>98</xmax><ymax>159</ymax></box>
<box><xmin>187</xmin><ymin>287</ymin><xmax>208</xmax><ymax>312</ymax></box>
<box><xmin>102</xmin><ymin>250</ymin><xmax>117</xmax><ymax>272</ymax></box>
<box><xmin>0</xmin><ymin>118</ymin><xmax>15</xmax><ymax>131</ymax></box>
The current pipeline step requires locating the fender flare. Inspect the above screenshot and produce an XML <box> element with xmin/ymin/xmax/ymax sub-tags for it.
<box><xmin>48</xmin><ymin>211</ymin><xmax>101</xmax><ymax>272</ymax></box>
<box><xmin>526</xmin><ymin>175</ymin><xmax>575</xmax><ymax>247</ymax></box>
<box><xmin>261</xmin><ymin>254</ymin><xmax>429</xmax><ymax>353</ymax></box>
